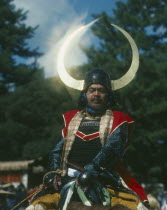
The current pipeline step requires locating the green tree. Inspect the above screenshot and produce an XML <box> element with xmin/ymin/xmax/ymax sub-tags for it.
<box><xmin>0</xmin><ymin>0</ymin><xmax>43</xmax><ymax>94</ymax></box>
<box><xmin>0</xmin><ymin>0</ymin><xmax>77</xmax><ymax>163</ymax></box>
<box><xmin>0</xmin><ymin>77</ymin><xmax>74</xmax><ymax>160</ymax></box>
<box><xmin>75</xmin><ymin>0</ymin><xmax>167</xmax><ymax>187</ymax></box>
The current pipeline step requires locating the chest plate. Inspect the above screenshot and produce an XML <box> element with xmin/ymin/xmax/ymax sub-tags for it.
<box><xmin>68</xmin><ymin>117</ymin><xmax>102</xmax><ymax>167</ymax></box>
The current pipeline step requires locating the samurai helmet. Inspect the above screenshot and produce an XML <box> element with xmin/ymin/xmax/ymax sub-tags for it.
<box><xmin>83</xmin><ymin>68</ymin><xmax>112</xmax><ymax>92</ymax></box>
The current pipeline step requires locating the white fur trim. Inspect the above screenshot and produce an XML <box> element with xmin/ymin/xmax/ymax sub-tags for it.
<box><xmin>34</xmin><ymin>204</ymin><xmax>45</xmax><ymax>210</ymax></box>
<box><xmin>25</xmin><ymin>205</ymin><xmax>35</xmax><ymax>210</ymax></box>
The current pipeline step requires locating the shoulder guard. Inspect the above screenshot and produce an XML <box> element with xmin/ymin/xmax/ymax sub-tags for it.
<box><xmin>111</xmin><ymin>111</ymin><xmax>134</xmax><ymax>133</ymax></box>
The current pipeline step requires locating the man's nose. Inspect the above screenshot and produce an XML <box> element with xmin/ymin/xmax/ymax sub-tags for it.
<box><xmin>94</xmin><ymin>90</ymin><xmax>100</xmax><ymax>96</ymax></box>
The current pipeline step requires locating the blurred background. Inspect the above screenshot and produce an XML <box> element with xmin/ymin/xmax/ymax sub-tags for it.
<box><xmin>0</xmin><ymin>0</ymin><xmax>166</xmax><ymax>209</ymax></box>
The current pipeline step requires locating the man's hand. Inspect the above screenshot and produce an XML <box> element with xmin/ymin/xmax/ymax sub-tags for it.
<box><xmin>43</xmin><ymin>171</ymin><xmax>62</xmax><ymax>191</ymax></box>
<box><xmin>43</xmin><ymin>173</ymin><xmax>56</xmax><ymax>187</ymax></box>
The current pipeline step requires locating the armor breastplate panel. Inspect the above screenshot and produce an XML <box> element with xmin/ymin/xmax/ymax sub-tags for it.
<box><xmin>68</xmin><ymin>117</ymin><xmax>102</xmax><ymax>167</ymax></box>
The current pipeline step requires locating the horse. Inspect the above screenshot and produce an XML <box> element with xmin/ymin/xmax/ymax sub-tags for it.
<box><xmin>15</xmin><ymin>169</ymin><xmax>149</xmax><ymax>210</ymax></box>
<box><xmin>25</xmin><ymin>185</ymin><xmax>148</xmax><ymax>210</ymax></box>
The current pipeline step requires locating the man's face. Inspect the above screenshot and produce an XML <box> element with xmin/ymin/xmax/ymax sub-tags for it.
<box><xmin>86</xmin><ymin>84</ymin><xmax>108</xmax><ymax>110</ymax></box>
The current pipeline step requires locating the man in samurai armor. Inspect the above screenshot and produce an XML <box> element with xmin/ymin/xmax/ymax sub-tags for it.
<box><xmin>26</xmin><ymin>69</ymin><xmax>149</xmax><ymax>210</ymax></box>
<box><xmin>25</xmin><ymin>21</ymin><xmax>150</xmax><ymax>210</ymax></box>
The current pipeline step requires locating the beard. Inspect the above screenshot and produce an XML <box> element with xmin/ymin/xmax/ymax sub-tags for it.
<box><xmin>88</xmin><ymin>97</ymin><xmax>107</xmax><ymax>111</ymax></box>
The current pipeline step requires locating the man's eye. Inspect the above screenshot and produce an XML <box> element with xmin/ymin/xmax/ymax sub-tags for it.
<box><xmin>89</xmin><ymin>88</ymin><xmax>94</xmax><ymax>92</ymax></box>
<box><xmin>99</xmin><ymin>89</ymin><xmax>106</xmax><ymax>93</ymax></box>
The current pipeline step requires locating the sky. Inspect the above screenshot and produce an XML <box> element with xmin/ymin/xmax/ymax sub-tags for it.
<box><xmin>13</xmin><ymin>0</ymin><xmax>119</xmax><ymax>77</ymax></box>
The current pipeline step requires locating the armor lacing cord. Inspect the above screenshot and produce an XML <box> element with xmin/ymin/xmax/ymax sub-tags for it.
<box><xmin>11</xmin><ymin>170</ymin><xmax>62</xmax><ymax>210</ymax></box>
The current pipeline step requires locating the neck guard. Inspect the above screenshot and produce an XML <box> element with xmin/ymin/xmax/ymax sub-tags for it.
<box><xmin>86</xmin><ymin>105</ymin><xmax>106</xmax><ymax>116</ymax></box>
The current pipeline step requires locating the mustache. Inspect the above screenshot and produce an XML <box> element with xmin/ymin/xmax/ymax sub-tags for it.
<box><xmin>91</xmin><ymin>97</ymin><xmax>103</xmax><ymax>103</ymax></box>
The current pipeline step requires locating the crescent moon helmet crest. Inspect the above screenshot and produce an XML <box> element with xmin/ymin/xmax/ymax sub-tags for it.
<box><xmin>57</xmin><ymin>19</ymin><xmax>139</xmax><ymax>91</ymax></box>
